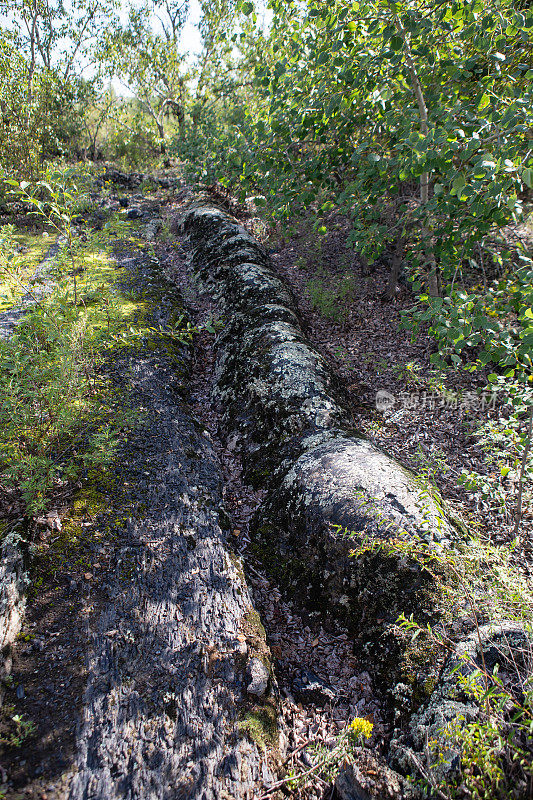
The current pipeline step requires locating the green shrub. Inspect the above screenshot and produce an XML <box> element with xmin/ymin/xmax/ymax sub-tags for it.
<box><xmin>0</xmin><ymin>172</ymin><xmax>194</xmax><ymax>516</ymax></box>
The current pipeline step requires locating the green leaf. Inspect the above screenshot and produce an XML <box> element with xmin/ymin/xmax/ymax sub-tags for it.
<box><xmin>390</xmin><ymin>35</ymin><xmax>403</xmax><ymax>51</ymax></box>
<box><xmin>241</xmin><ymin>1</ymin><xmax>254</xmax><ymax>14</ymax></box>
<box><xmin>452</xmin><ymin>175</ymin><xmax>466</xmax><ymax>194</ymax></box>
<box><xmin>522</xmin><ymin>168</ymin><xmax>533</xmax><ymax>189</ymax></box>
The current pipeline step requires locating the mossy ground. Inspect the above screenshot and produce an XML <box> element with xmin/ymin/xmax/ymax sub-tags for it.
<box><xmin>0</xmin><ymin>229</ymin><xmax>54</xmax><ymax>313</ymax></box>
<box><xmin>29</xmin><ymin>473</ymin><xmax>136</xmax><ymax>594</ymax></box>
<box><xmin>0</xmin><ymin>204</ymin><xmax>192</xmax><ymax>526</ymax></box>
<box><xmin>236</xmin><ymin>606</ymin><xmax>281</xmax><ymax>758</ymax></box>
<box><xmin>0</xmin><ymin>195</ymin><xmax>191</xmax><ymax>658</ymax></box>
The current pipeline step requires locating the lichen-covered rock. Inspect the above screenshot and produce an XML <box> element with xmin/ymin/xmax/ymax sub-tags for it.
<box><xmin>255</xmin><ymin>434</ymin><xmax>457</xmax><ymax>698</ymax></box>
<box><xmin>246</xmin><ymin>657</ymin><xmax>270</xmax><ymax>696</ymax></box>
<box><xmin>180</xmin><ymin>204</ymin><xmax>456</xmax><ymax>699</ymax></box>
<box><xmin>335</xmin><ymin>752</ymin><xmax>419</xmax><ymax>800</ymax></box>
<box><xmin>96</xmin><ymin>169</ymin><xmax>181</xmax><ymax>191</ymax></box>
<box><xmin>179</xmin><ymin>202</ymin><xmax>532</xmax><ymax>795</ymax></box>
<box><xmin>389</xmin><ymin>622</ymin><xmax>531</xmax><ymax>783</ymax></box>
<box><xmin>0</xmin><ymin>532</ymin><xmax>27</xmax><ymax>702</ymax></box>
<box><xmin>214</xmin><ymin>320</ymin><xmax>346</xmax><ymax>481</ymax></box>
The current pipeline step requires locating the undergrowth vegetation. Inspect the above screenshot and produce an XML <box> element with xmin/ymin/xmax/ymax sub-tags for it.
<box><xmin>339</xmin><ymin>506</ymin><xmax>533</xmax><ymax>799</ymax></box>
<box><xmin>0</xmin><ymin>170</ymin><xmax>192</xmax><ymax>518</ymax></box>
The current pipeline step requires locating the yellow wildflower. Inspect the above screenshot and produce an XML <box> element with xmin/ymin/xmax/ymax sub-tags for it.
<box><xmin>349</xmin><ymin>717</ymin><xmax>374</xmax><ymax>741</ymax></box>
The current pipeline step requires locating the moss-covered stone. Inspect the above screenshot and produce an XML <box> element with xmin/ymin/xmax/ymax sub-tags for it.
<box><xmin>237</xmin><ymin>701</ymin><xmax>279</xmax><ymax>752</ymax></box>
<box><xmin>242</xmin><ymin>610</ymin><xmax>267</xmax><ymax>645</ymax></box>
<box><xmin>389</xmin><ymin>622</ymin><xmax>531</xmax><ymax>783</ymax></box>
<box><xmin>180</xmin><ymin>201</ymin><xmax>530</xmax><ymax>794</ymax></box>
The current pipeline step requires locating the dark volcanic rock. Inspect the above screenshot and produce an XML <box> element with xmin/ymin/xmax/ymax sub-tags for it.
<box><xmin>179</xmin><ymin>203</ymin><xmax>531</xmax><ymax>792</ymax></box>
<box><xmin>66</xmin><ymin>247</ymin><xmax>279</xmax><ymax>800</ymax></box>
<box><xmin>126</xmin><ymin>206</ymin><xmax>142</xmax><ymax>220</ymax></box>
<box><xmin>96</xmin><ymin>169</ymin><xmax>180</xmax><ymax>192</ymax></box>
<box><xmin>97</xmin><ymin>169</ymin><xmax>143</xmax><ymax>189</ymax></box>
<box><xmin>389</xmin><ymin>622</ymin><xmax>531</xmax><ymax>785</ymax></box>
<box><xmin>0</xmin><ymin>531</ymin><xmax>27</xmax><ymax>702</ymax></box>
<box><xmin>335</xmin><ymin>752</ymin><xmax>418</xmax><ymax>800</ymax></box>
<box><xmin>292</xmin><ymin>669</ymin><xmax>335</xmax><ymax>706</ymax></box>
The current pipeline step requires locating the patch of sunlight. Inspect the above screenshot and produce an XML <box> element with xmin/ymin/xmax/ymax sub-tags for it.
<box><xmin>12</xmin><ymin>231</ymin><xmax>52</xmax><ymax>265</ymax></box>
<box><xmin>0</xmin><ymin>231</ymin><xmax>53</xmax><ymax>313</ymax></box>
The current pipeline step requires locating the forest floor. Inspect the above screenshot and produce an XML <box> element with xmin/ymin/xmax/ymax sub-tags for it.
<box><xmin>0</xmin><ymin>171</ymin><xmax>531</xmax><ymax>799</ymax></box>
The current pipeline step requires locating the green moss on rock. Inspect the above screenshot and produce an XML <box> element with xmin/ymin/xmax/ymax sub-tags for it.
<box><xmin>237</xmin><ymin>701</ymin><xmax>278</xmax><ymax>752</ymax></box>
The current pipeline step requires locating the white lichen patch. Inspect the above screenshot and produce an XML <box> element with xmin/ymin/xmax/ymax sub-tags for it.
<box><xmin>278</xmin><ymin>437</ymin><xmax>452</xmax><ymax>542</ymax></box>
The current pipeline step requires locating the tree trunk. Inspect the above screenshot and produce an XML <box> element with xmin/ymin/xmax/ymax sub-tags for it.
<box><xmin>390</xmin><ymin>4</ymin><xmax>440</xmax><ymax>296</ymax></box>
<box><xmin>382</xmin><ymin>235</ymin><xmax>405</xmax><ymax>301</ymax></box>
<box><xmin>390</xmin><ymin>6</ymin><xmax>429</xmax><ymax>204</ymax></box>
<box><xmin>156</xmin><ymin>120</ymin><xmax>166</xmax><ymax>155</ymax></box>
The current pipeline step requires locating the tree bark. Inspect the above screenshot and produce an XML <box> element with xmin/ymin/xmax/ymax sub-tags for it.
<box><xmin>156</xmin><ymin>119</ymin><xmax>166</xmax><ymax>154</ymax></box>
<box><xmin>389</xmin><ymin>4</ymin><xmax>440</xmax><ymax>296</ymax></box>
<box><xmin>390</xmin><ymin>5</ymin><xmax>429</xmax><ymax>205</ymax></box>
